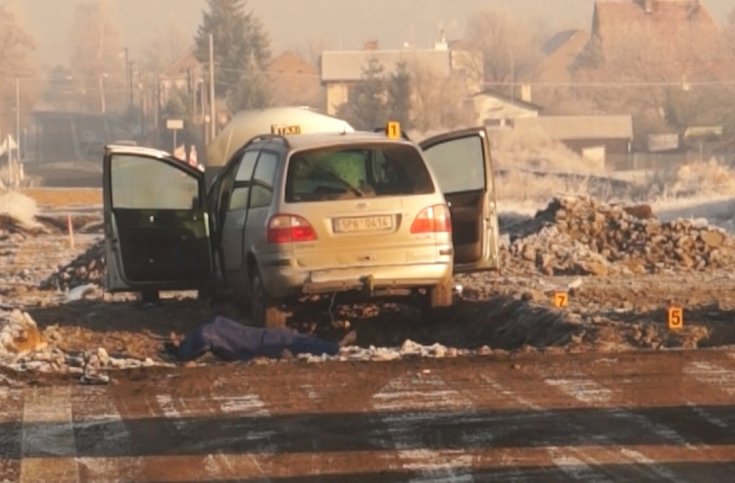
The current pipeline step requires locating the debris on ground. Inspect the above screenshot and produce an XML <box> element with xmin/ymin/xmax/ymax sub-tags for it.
<box><xmin>1</xmin><ymin>191</ymin><xmax>732</xmax><ymax>379</ymax></box>
<box><xmin>41</xmin><ymin>240</ymin><xmax>105</xmax><ymax>291</ymax></box>
<box><xmin>1</xmin><ymin>309</ymin><xmax>166</xmax><ymax>382</ymax></box>
<box><xmin>503</xmin><ymin>195</ymin><xmax>735</xmax><ymax>276</ymax></box>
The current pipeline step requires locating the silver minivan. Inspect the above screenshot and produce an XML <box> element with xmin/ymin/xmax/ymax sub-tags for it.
<box><xmin>103</xmin><ymin>125</ymin><xmax>500</xmax><ymax>326</ymax></box>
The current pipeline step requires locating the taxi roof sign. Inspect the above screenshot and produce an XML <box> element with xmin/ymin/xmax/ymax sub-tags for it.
<box><xmin>271</xmin><ymin>124</ymin><xmax>302</xmax><ymax>136</ymax></box>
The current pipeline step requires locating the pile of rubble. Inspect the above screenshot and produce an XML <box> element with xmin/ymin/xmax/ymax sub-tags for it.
<box><xmin>1</xmin><ymin>309</ymin><xmax>163</xmax><ymax>381</ymax></box>
<box><xmin>504</xmin><ymin>196</ymin><xmax>735</xmax><ymax>276</ymax></box>
<box><xmin>41</xmin><ymin>240</ymin><xmax>105</xmax><ymax>291</ymax></box>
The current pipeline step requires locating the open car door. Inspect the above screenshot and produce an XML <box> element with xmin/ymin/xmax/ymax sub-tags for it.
<box><xmin>103</xmin><ymin>146</ymin><xmax>212</xmax><ymax>293</ymax></box>
<box><xmin>420</xmin><ymin>128</ymin><xmax>500</xmax><ymax>273</ymax></box>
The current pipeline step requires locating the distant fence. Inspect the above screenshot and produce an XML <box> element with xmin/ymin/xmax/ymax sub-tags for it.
<box><xmin>607</xmin><ymin>152</ymin><xmax>735</xmax><ymax>171</ymax></box>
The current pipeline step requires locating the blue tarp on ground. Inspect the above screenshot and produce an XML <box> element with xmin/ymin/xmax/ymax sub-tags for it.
<box><xmin>177</xmin><ymin>316</ymin><xmax>340</xmax><ymax>362</ymax></box>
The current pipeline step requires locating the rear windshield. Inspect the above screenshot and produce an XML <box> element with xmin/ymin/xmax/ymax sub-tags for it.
<box><xmin>285</xmin><ymin>144</ymin><xmax>435</xmax><ymax>203</ymax></box>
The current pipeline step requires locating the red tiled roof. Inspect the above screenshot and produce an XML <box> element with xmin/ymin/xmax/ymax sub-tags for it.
<box><xmin>588</xmin><ymin>0</ymin><xmax>734</xmax><ymax>80</ymax></box>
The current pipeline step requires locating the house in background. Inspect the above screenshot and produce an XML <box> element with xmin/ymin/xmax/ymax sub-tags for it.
<box><xmin>320</xmin><ymin>38</ymin><xmax>483</xmax><ymax>115</ymax></box>
<box><xmin>268</xmin><ymin>51</ymin><xmax>321</xmax><ymax>108</ymax></box>
<box><xmin>527</xmin><ymin>29</ymin><xmax>589</xmax><ymax>108</ymax></box>
<box><xmin>512</xmin><ymin>115</ymin><xmax>633</xmax><ymax>168</ymax></box>
<box><xmin>159</xmin><ymin>48</ymin><xmax>322</xmax><ymax>111</ymax></box>
<box><xmin>159</xmin><ymin>46</ymin><xmax>204</xmax><ymax>108</ymax></box>
<box><xmin>471</xmin><ymin>88</ymin><xmax>543</xmax><ymax>127</ymax></box>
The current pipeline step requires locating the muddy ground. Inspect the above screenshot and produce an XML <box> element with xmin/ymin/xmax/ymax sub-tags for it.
<box><xmin>2</xmin><ymin>189</ymin><xmax>735</xmax><ymax>377</ymax></box>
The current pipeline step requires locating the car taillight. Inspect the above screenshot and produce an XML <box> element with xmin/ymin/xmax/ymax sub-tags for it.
<box><xmin>267</xmin><ymin>214</ymin><xmax>317</xmax><ymax>244</ymax></box>
<box><xmin>410</xmin><ymin>205</ymin><xmax>452</xmax><ymax>234</ymax></box>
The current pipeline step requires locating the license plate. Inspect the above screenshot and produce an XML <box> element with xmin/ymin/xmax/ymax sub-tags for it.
<box><xmin>333</xmin><ymin>215</ymin><xmax>394</xmax><ymax>233</ymax></box>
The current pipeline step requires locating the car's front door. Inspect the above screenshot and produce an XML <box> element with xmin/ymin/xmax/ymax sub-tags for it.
<box><xmin>103</xmin><ymin>146</ymin><xmax>212</xmax><ymax>292</ymax></box>
<box><xmin>221</xmin><ymin>149</ymin><xmax>260</xmax><ymax>286</ymax></box>
<box><xmin>420</xmin><ymin>128</ymin><xmax>500</xmax><ymax>272</ymax></box>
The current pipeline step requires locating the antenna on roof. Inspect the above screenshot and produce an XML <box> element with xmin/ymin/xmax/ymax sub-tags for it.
<box><xmin>435</xmin><ymin>28</ymin><xmax>448</xmax><ymax>51</ymax></box>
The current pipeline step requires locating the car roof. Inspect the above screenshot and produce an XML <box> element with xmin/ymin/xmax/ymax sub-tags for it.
<box><xmin>271</xmin><ymin>131</ymin><xmax>415</xmax><ymax>151</ymax></box>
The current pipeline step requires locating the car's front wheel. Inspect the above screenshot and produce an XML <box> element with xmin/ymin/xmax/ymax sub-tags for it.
<box><xmin>250</xmin><ymin>268</ymin><xmax>288</xmax><ymax>328</ymax></box>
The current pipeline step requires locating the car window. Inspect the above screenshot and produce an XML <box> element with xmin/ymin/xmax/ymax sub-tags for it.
<box><xmin>423</xmin><ymin>135</ymin><xmax>486</xmax><ymax>193</ymax></box>
<box><xmin>111</xmin><ymin>155</ymin><xmax>199</xmax><ymax>210</ymax></box>
<box><xmin>229</xmin><ymin>186</ymin><xmax>250</xmax><ymax>210</ymax></box>
<box><xmin>249</xmin><ymin>151</ymin><xmax>278</xmax><ymax>209</ymax></box>
<box><xmin>285</xmin><ymin>144</ymin><xmax>434</xmax><ymax>203</ymax></box>
<box><xmin>235</xmin><ymin>150</ymin><xmax>259</xmax><ymax>181</ymax></box>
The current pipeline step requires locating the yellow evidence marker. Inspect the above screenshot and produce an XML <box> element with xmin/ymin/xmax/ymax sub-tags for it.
<box><xmin>668</xmin><ymin>306</ymin><xmax>684</xmax><ymax>330</ymax></box>
<box><xmin>386</xmin><ymin>121</ymin><xmax>401</xmax><ymax>139</ymax></box>
<box><xmin>553</xmin><ymin>292</ymin><xmax>569</xmax><ymax>308</ymax></box>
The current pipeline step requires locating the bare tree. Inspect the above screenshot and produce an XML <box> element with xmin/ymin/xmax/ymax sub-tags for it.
<box><xmin>143</xmin><ymin>21</ymin><xmax>190</xmax><ymax>74</ymax></box>
<box><xmin>298</xmin><ymin>35</ymin><xmax>334</xmax><ymax>68</ymax></box>
<box><xmin>409</xmin><ymin>58</ymin><xmax>474</xmax><ymax>133</ymax></box>
<box><xmin>726</xmin><ymin>7</ymin><xmax>735</xmax><ymax>52</ymax></box>
<box><xmin>464</xmin><ymin>7</ymin><xmax>547</xmax><ymax>87</ymax></box>
<box><xmin>0</xmin><ymin>3</ymin><xmax>36</xmax><ymax>135</ymax></box>
<box><xmin>69</xmin><ymin>0</ymin><xmax>125</xmax><ymax>113</ymax></box>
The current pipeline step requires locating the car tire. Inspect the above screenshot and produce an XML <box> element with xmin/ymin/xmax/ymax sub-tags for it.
<box><xmin>251</xmin><ymin>268</ymin><xmax>288</xmax><ymax>329</ymax></box>
<box><xmin>422</xmin><ymin>282</ymin><xmax>454</xmax><ymax>322</ymax></box>
<box><xmin>140</xmin><ymin>290</ymin><xmax>160</xmax><ymax>305</ymax></box>
<box><xmin>429</xmin><ymin>281</ymin><xmax>453</xmax><ymax>308</ymax></box>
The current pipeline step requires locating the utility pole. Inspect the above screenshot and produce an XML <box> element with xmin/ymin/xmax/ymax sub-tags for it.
<box><xmin>124</xmin><ymin>47</ymin><xmax>133</xmax><ymax>111</ymax></box>
<box><xmin>98</xmin><ymin>74</ymin><xmax>107</xmax><ymax>114</ymax></box>
<box><xmin>15</xmin><ymin>78</ymin><xmax>20</xmax><ymax>163</ymax></box>
<box><xmin>209</xmin><ymin>33</ymin><xmax>216</xmax><ymax>141</ymax></box>
<box><xmin>11</xmin><ymin>77</ymin><xmax>21</xmax><ymax>187</ymax></box>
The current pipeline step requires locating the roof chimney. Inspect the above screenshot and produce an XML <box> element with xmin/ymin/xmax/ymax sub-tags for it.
<box><xmin>643</xmin><ymin>0</ymin><xmax>654</xmax><ymax>14</ymax></box>
<box><xmin>363</xmin><ymin>40</ymin><xmax>379</xmax><ymax>51</ymax></box>
<box><xmin>520</xmin><ymin>83</ymin><xmax>532</xmax><ymax>103</ymax></box>
<box><xmin>434</xmin><ymin>29</ymin><xmax>448</xmax><ymax>51</ymax></box>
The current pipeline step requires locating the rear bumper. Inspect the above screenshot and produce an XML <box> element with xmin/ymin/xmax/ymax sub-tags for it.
<box><xmin>262</xmin><ymin>263</ymin><xmax>452</xmax><ymax>298</ymax></box>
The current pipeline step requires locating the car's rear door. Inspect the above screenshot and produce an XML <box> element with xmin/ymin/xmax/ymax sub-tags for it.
<box><xmin>419</xmin><ymin>128</ymin><xmax>500</xmax><ymax>272</ymax></box>
<box><xmin>103</xmin><ymin>146</ymin><xmax>212</xmax><ymax>292</ymax></box>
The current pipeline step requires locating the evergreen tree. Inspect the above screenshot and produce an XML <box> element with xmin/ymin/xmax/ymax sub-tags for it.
<box><xmin>194</xmin><ymin>0</ymin><xmax>272</xmax><ymax>111</ymax></box>
<box><xmin>336</xmin><ymin>58</ymin><xmax>388</xmax><ymax>130</ymax></box>
<box><xmin>386</xmin><ymin>61</ymin><xmax>412</xmax><ymax>130</ymax></box>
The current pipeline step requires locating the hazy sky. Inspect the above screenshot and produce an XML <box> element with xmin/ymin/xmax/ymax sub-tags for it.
<box><xmin>15</xmin><ymin>0</ymin><xmax>735</xmax><ymax>68</ymax></box>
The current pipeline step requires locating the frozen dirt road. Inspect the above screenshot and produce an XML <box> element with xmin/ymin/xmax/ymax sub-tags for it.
<box><xmin>2</xmin><ymin>349</ymin><xmax>735</xmax><ymax>482</ymax></box>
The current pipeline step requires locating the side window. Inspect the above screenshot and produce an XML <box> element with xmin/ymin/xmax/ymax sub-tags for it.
<box><xmin>111</xmin><ymin>155</ymin><xmax>199</xmax><ymax>209</ymax></box>
<box><xmin>235</xmin><ymin>150</ymin><xmax>259</xmax><ymax>182</ymax></box>
<box><xmin>423</xmin><ymin>136</ymin><xmax>486</xmax><ymax>193</ymax></box>
<box><xmin>249</xmin><ymin>151</ymin><xmax>278</xmax><ymax>209</ymax></box>
<box><xmin>229</xmin><ymin>187</ymin><xmax>250</xmax><ymax>211</ymax></box>
<box><xmin>228</xmin><ymin>150</ymin><xmax>260</xmax><ymax>211</ymax></box>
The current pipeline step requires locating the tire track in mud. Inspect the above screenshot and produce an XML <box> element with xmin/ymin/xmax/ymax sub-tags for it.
<box><xmin>72</xmin><ymin>386</ymin><xmax>144</xmax><ymax>481</ymax></box>
<box><xmin>5</xmin><ymin>353</ymin><xmax>735</xmax><ymax>480</ymax></box>
<box><xmin>0</xmin><ymin>386</ymin><xmax>23</xmax><ymax>482</ymax></box>
<box><xmin>476</xmin><ymin>373</ymin><xmax>615</xmax><ymax>481</ymax></box>
<box><xmin>19</xmin><ymin>386</ymin><xmax>79</xmax><ymax>483</ymax></box>
<box><xmin>541</xmin><ymin>376</ymin><xmax>683</xmax><ymax>481</ymax></box>
<box><xmin>371</xmin><ymin>370</ymin><xmax>477</xmax><ymax>482</ymax></box>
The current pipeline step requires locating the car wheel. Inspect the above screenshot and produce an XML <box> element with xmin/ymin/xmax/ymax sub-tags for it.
<box><xmin>251</xmin><ymin>268</ymin><xmax>288</xmax><ymax>329</ymax></box>
<box><xmin>428</xmin><ymin>281</ymin><xmax>453</xmax><ymax>308</ymax></box>
<box><xmin>421</xmin><ymin>281</ymin><xmax>454</xmax><ymax>322</ymax></box>
<box><xmin>140</xmin><ymin>290</ymin><xmax>160</xmax><ymax>305</ymax></box>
